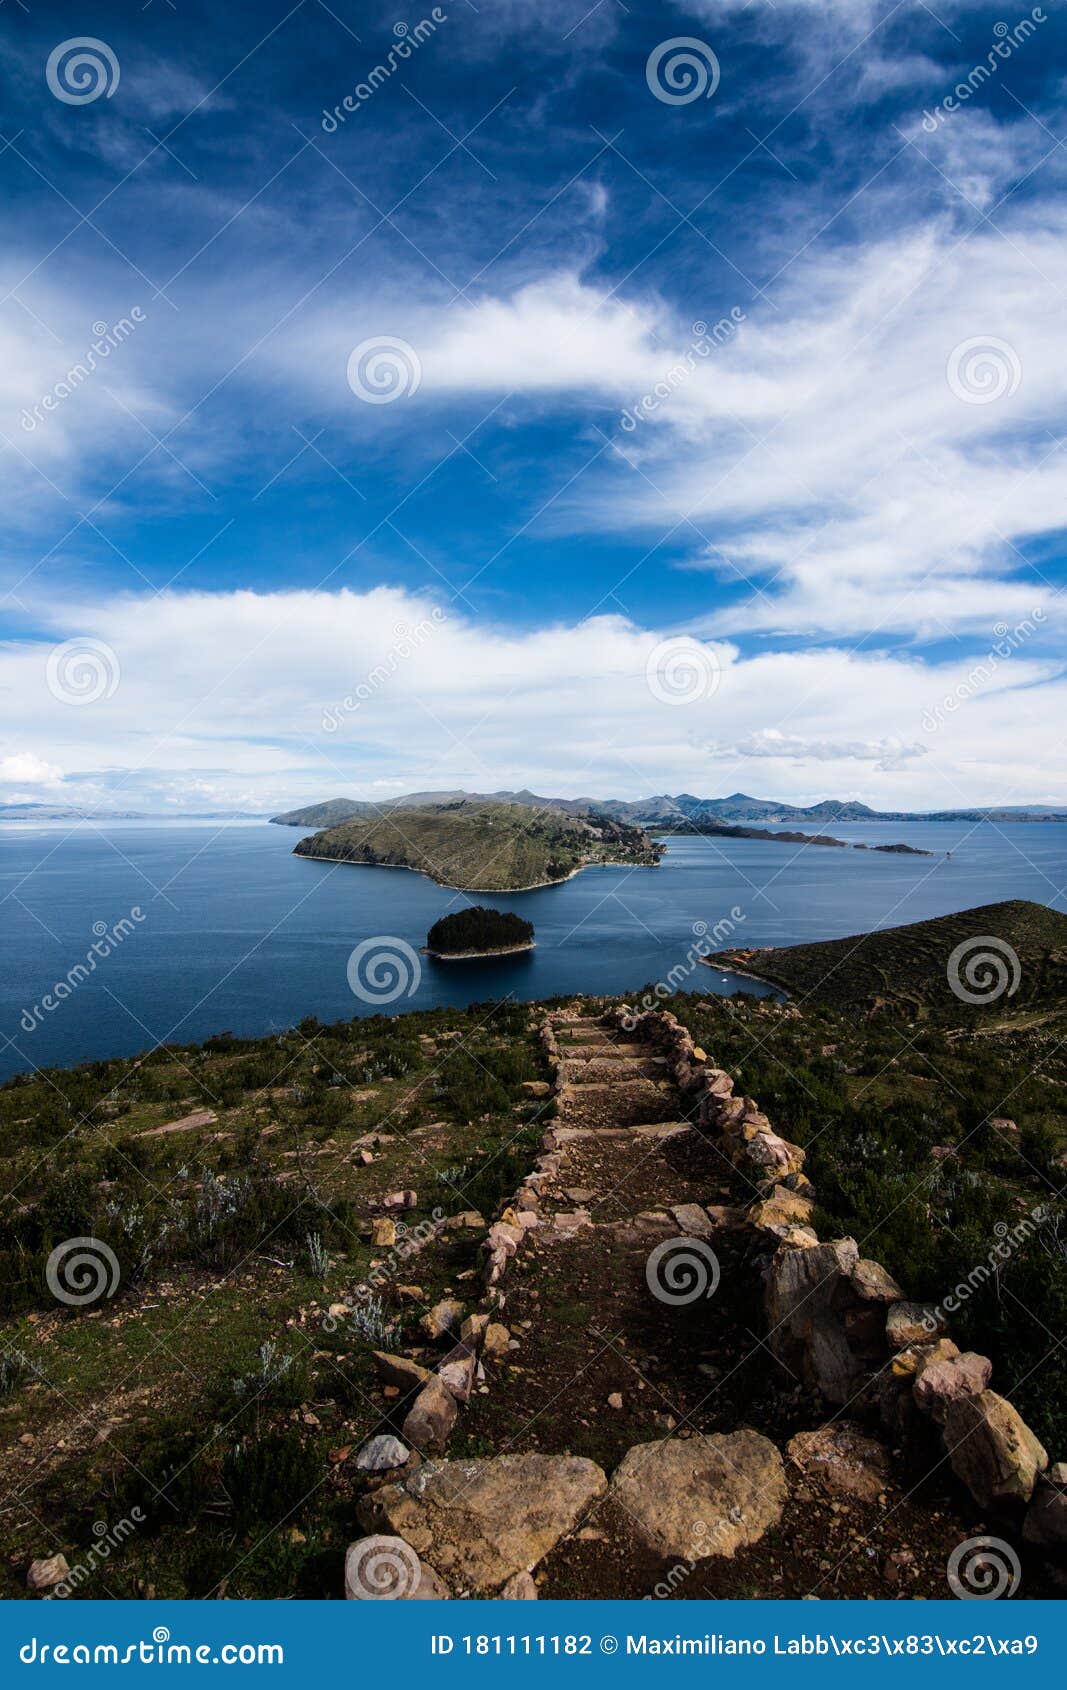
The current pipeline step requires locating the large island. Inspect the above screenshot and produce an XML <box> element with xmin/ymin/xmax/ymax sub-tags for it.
<box><xmin>291</xmin><ymin>798</ymin><xmax>663</xmax><ymax>892</ymax></box>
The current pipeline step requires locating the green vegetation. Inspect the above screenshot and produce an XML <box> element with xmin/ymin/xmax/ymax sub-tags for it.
<box><xmin>293</xmin><ymin>798</ymin><xmax>662</xmax><ymax>890</ymax></box>
<box><xmin>427</xmin><ymin>906</ymin><xmax>534</xmax><ymax>956</ymax></box>
<box><xmin>664</xmin><ymin>959</ymin><xmax>1067</xmax><ymax>1451</ymax></box>
<box><xmin>710</xmin><ymin>899</ymin><xmax>1067</xmax><ymax>1019</ymax></box>
<box><xmin>0</xmin><ymin>1000</ymin><xmax>549</xmax><ymax>1598</ymax></box>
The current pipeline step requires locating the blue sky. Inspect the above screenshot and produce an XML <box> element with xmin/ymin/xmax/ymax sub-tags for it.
<box><xmin>1</xmin><ymin>0</ymin><xmax>1066</xmax><ymax>812</ymax></box>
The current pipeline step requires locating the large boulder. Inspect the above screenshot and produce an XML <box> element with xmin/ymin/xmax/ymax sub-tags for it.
<box><xmin>1023</xmin><ymin>1474</ymin><xmax>1067</xmax><ymax>1547</ymax></box>
<box><xmin>765</xmin><ymin>1238</ymin><xmax>859</xmax><ymax>1335</ymax></box>
<box><xmin>886</xmin><ymin>1301</ymin><xmax>944</xmax><ymax>1347</ymax></box>
<box><xmin>749</xmin><ymin>1185</ymin><xmax>815</xmax><ymax>1232</ymax></box>
<box><xmin>913</xmin><ymin>1351</ymin><xmax>992</xmax><ymax>1423</ymax></box>
<box><xmin>942</xmin><ymin>1390</ymin><xmax>1047</xmax><ymax>1508</ymax></box>
<box><xmin>607</xmin><ymin>1432</ymin><xmax>787</xmax><ymax>1562</ymax></box>
<box><xmin>787</xmin><ymin>1422</ymin><xmax>891</xmax><ymax>1504</ymax></box>
<box><xmin>358</xmin><ymin>1454</ymin><xmax>607</xmax><ymax>1593</ymax></box>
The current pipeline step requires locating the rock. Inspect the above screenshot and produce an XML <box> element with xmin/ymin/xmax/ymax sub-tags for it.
<box><xmin>670</xmin><ymin>1203</ymin><xmax>714</xmax><ymax>1238</ymax></box>
<box><xmin>359</xmin><ymin>1454</ymin><xmax>607</xmax><ymax>1592</ymax></box>
<box><xmin>787</xmin><ymin>1423</ymin><xmax>892</xmax><ymax>1504</ymax></box>
<box><xmin>485</xmin><ymin>1221</ymin><xmax>524</xmax><ymax>1257</ymax></box>
<box><xmin>765</xmin><ymin>1237</ymin><xmax>859</xmax><ymax>1335</ymax></box>
<box><xmin>373</xmin><ymin>1352</ymin><xmax>430</xmax><ymax>1393</ymax></box>
<box><xmin>420</xmin><ymin>1298</ymin><xmax>464</xmax><ymax>1342</ymax></box>
<box><xmin>750</xmin><ymin>1186</ymin><xmax>814</xmax><ymax>1231</ymax></box>
<box><xmin>27</xmin><ymin>1554</ymin><xmax>69</xmax><ymax>1591</ymax></box>
<box><xmin>358</xmin><ymin>1149</ymin><xmax>375</xmax><ymax>1165</ymax></box>
<box><xmin>371</xmin><ymin>1218</ymin><xmax>397</xmax><ymax>1247</ymax></box>
<box><xmin>483</xmin><ymin>1323</ymin><xmax>511</xmax><ymax>1358</ymax></box>
<box><xmin>501</xmin><ymin>1571</ymin><xmax>538</xmax><ymax>1599</ymax></box>
<box><xmin>806</xmin><ymin>1309</ymin><xmax>862</xmax><ymax>1405</ymax></box>
<box><xmin>887</xmin><ymin>1301</ymin><xmax>944</xmax><ymax>1347</ymax></box>
<box><xmin>691</xmin><ymin>1046</ymin><xmax>707</xmax><ymax>1063</ymax></box>
<box><xmin>437</xmin><ymin>1353</ymin><xmax>477</xmax><ymax>1403</ymax></box>
<box><xmin>607</xmin><ymin>1392</ymin><xmax>623</xmax><ymax>1410</ymax></box>
<box><xmin>460</xmin><ymin>1313</ymin><xmax>490</xmax><ymax>1350</ymax></box>
<box><xmin>327</xmin><ymin>1302</ymin><xmax>350</xmax><ymax>1319</ymax></box>
<box><xmin>522</xmin><ymin>1081</ymin><xmax>551</xmax><ymax>1097</ymax></box>
<box><xmin>913</xmin><ymin>1351</ymin><xmax>992</xmax><ymax>1423</ymax></box>
<box><xmin>850</xmin><ymin>1259</ymin><xmax>905</xmax><ymax>1303</ymax></box>
<box><xmin>344</xmin><ymin>1535</ymin><xmax>450</xmax><ymax>1600</ymax></box>
<box><xmin>356</xmin><ymin>1435</ymin><xmax>410</xmax><ymax>1473</ymax></box>
<box><xmin>447</xmin><ymin>1210</ymin><xmax>487</xmax><ymax>1231</ymax></box>
<box><xmin>401</xmin><ymin>1379</ymin><xmax>459</xmax><ymax>1451</ymax></box>
<box><xmin>608</xmin><ymin>1432</ymin><xmax>787</xmax><ymax>1562</ymax></box>
<box><xmin>1024</xmin><ymin>1475</ymin><xmax>1067</xmax><ymax>1546</ymax></box>
<box><xmin>744</xmin><ymin>1130</ymin><xmax>805</xmax><ymax>1176</ymax></box>
<box><xmin>990</xmin><ymin>1117</ymin><xmax>1018</xmax><ymax>1135</ymax></box>
<box><xmin>942</xmin><ymin>1390</ymin><xmax>1048</xmax><ymax>1508</ymax></box>
<box><xmin>383</xmin><ymin>1190</ymin><xmax>417</xmax><ymax>1210</ymax></box>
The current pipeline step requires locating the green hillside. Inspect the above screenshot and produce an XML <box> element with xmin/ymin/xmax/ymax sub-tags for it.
<box><xmin>711</xmin><ymin>898</ymin><xmax>1067</xmax><ymax>1018</ymax></box>
<box><xmin>292</xmin><ymin>799</ymin><xmax>662</xmax><ymax>891</ymax></box>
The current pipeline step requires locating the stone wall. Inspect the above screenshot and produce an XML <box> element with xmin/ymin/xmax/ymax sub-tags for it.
<box><xmin>604</xmin><ymin>1003</ymin><xmax>1065</xmax><ymax>1548</ymax></box>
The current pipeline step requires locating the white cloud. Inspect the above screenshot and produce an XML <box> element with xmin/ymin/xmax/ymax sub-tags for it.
<box><xmin>1</xmin><ymin>584</ymin><xmax>1063</xmax><ymax>812</ymax></box>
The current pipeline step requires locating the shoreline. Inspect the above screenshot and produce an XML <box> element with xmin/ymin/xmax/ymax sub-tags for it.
<box><xmin>292</xmin><ymin>849</ymin><xmax>661</xmax><ymax>893</ymax></box>
<box><xmin>700</xmin><ymin>955</ymin><xmax>791</xmax><ymax>995</ymax></box>
<box><xmin>425</xmin><ymin>942</ymin><xmax>536</xmax><ymax>961</ymax></box>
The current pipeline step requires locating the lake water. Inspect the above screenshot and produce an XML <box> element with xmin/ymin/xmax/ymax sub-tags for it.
<box><xmin>2</xmin><ymin>816</ymin><xmax>1065</xmax><ymax>1082</ymax></box>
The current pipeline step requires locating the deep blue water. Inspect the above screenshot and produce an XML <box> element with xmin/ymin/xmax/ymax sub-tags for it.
<box><xmin>2</xmin><ymin>817</ymin><xmax>1064</xmax><ymax>1082</ymax></box>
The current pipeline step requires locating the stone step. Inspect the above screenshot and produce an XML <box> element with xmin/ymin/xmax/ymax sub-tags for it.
<box><xmin>560</xmin><ymin>1059</ymin><xmax>666</xmax><ymax>1084</ymax></box>
<box><xmin>557</xmin><ymin>1043</ymin><xmax>660</xmax><ymax>1060</ymax></box>
<box><xmin>551</xmin><ymin>1121</ymin><xmax>692</xmax><ymax>1144</ymax></box>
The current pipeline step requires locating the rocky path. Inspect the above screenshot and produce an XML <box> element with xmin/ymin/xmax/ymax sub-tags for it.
<box><xmin>349</xmin><ymin>1010</ymin><xmax>1024</xmax><ymax>1602</ymax></box>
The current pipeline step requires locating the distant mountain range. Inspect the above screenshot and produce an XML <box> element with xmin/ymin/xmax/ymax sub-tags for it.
<box><xmin>270</xmin><ymin>789</ymin><xmax>1067</xmax><ymax>829</ymax></box>
<box><xmin>0</xmin><ymin>804</ymin><xmax>266</xmax><ymax>822</ymax></box>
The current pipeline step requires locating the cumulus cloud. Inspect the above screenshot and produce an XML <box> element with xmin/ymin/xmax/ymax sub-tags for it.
<box><xmin>1</xmin><ymin>584</ymin><xmax>1062</xmax><ymax>813</ymax></box>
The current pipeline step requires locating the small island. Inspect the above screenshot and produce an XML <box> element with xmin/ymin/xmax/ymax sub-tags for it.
<box><xmin>426</xmin><ymin>906</ymin><xmax>535</xmax><ymax>960</ymax></box>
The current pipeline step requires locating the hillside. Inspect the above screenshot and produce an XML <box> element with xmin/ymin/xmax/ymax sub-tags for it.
<box><xmin>292</xmin><ymin>799</ymin><xmax>663</xmax><ymax>890</ymax></box>
<box><xmin>709</xmin><ymin>898</ymin><xmax>1067</xmax><ymax>1018</ymax></box>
